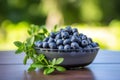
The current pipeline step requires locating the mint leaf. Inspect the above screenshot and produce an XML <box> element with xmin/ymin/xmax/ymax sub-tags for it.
<box><xmin>15</xmin><ymin>48</ymin><xmax>23</xmax><ymax>54</ymax></box>
<box><xmin>37</xmin><ymin>54</ymin><xmax>45</xmax><ymax>61</ymax></box>
<box><xmin>54</xmin><ymin>25</ymin><xmax>57</xmax><ymax>31</ymax></box>
<box><xmin>52</xmin><ymin>58</ymin><xmax>56</xmax><ymax>65</ymax></box>
<box><xmin>28</xmin><ymin>30</ymin><xmax>32</xmax><ymax>35</ymax></box>
<box><xmin>35</xmin><ymin>34</ymin><xmax>45</xmax><ymax>41</ymax></box>
<box><xmin>29</xmin><ymin>24</ymin><xmax>39</xmax><ymax>35</ymax></box>
<box><xmin>23</xmin><ymin>55</ymin><xmax>28</xmax><ymax>65</ymax></box>
<box><xmin>42</xmin><ymin>27</ymin><xmax>48</xmax><ymax>33</ymax></box>
<box><xmin>14</xmin><ymin>41</ymin><xmax>23</xmax><ymax>47</ymax></box>
<box><xmin>26</xmin><ymin>36</ymin><xmax>35</xmax><ymax>46</ymax></box>
<box><xmin>52</xmin><ymin>25</ymin><xmax>58</xmax><ymax>32</ymax></box>
<box><xmin>56</xmin><ymin>66</ymin><xmax>66</xmax><ymax>72</ymax></box>
<box><xmin>44</xmin><ymin>68</ymin><xmax>55</xmax><ymax>75</ymax></box>
<box><xmin>31</xmin><ymin>63</ymin><xmax>44</xmax><ymax>68</ymax></box>
<box><xmin>28</xmin><ymin>66</ymin><xmax>36</xmax><ymax>72</ymax></box>
<box><xmin>55</xmin><ymin>58</ymin><xmax>64</xmax><ymax>65</ymax></box>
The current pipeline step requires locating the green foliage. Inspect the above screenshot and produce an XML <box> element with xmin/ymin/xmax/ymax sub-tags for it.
<box><xmin>14</xmin><ymin>24</ymin><xmax>66</xmax><ymax>75</ymax></box>
<box><xmin>14</xmin><ymin>41</ymin><xmax>24</xmax><ymax>54</ymax></box>
<box><xmin>44</xmin><ymin>68</ymin><xmax>55</xmax><ymax>75</ymax></box>
<box><xmin>56</xmin><ymin>66</ymin><xmax>66</xmax><ymax>72</ymax></box>
<box><xmin>23</xmin><ymin>55</ymin><xmax>29</xmax><ymax>65</ymax></box>
<box><xmin>55</xmin><ymin>58</ymin><xmax>64</xmax><ymax>64</ymax></box>
<box><xmin>1</xmin><ymin>0</ymin><xmax>120</xmax><ymax>25</ymax></box>
<box><xmin>14</xmin><ymin>24</ymin><xmax>46</xmax><ymax>64</ymax></box>
<box><xmin>51</xmin><ymin>25</ymin><xmax>58</xmax><ymax>32</ymax></box>
<box><xmin>13</xmin><ymin>24</ymin><xmax>48</xmax><ymax>62</ymax></box>
<box><xmin>29</xmin><ymin>54</ymin><xmax>66</xmax><ymax>75</ymax></box>
<box><xmin>14</xmin><ymin>41</ymin><xmax>23</xmax><ymax>47</ymax></box>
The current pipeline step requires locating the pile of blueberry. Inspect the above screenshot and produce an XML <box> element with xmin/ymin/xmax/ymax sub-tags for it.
<box><xmin>34</xmin><ymin>26</ymin><xmax>99</xmax><ymax>51</ymax></box>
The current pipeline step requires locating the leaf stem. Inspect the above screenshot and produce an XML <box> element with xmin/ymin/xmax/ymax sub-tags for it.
<box><xmin>43</xmin><ymin>58</ymin><xmax>49</xmax><ymax>65</ymax></box>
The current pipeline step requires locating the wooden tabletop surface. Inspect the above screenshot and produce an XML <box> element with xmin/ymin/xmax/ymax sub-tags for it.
<box><xmin>0</xmin><ymin>50</ymin><xmax>120</xmax><ymax>80</ymax></box>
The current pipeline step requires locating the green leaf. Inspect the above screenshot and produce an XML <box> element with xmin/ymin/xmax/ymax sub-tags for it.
<box><xmin>43</xmin><ymin>68</ymin><xmax>55</xmax><ymax>75</ymax></box>
<box><xmin>28</xmin><ymin>30</ymin><xmax>32</xmax><ymax>35</ymax></box>
<box><xmin>38</xmin><ymin>33</ymin><xmax>45</xmax><ymax>35</ymax></box>
<box><xmin>30</xmin><ymin>24</ymin><xmax>39</xmax><ymax>35</ymax></box>
<box><xmin>37</xmin><ymin>54</ymin><xmax>45</xmax><ymax>61</ymax></box>
<box><xmin>52</xmin><ymin>58</ymin><xmax>56</xmax><ymax>65</ymax></box>
<box><xmin>14</xmin><ymin>41</ymin><xmax>23</xmax><ymax>47</ymax></box>
<box><xmin>42</xmin><ymin>27</ymin><xmax>48</xmax><ymax>33</ymax></box>
<box><xmin>48</xmin><ymin>60</ymin><xmax>52</xmax><ymax>64</ymax></box>
<box><xmin>56</xmin><ymin>66</ymin><xmax>66</xmax><ymax>72</ymax></box>
<box><xmin>23</xmin><ymin>43</ymin><xmax>28</xmax><ymax>51</ymax></box>
<box><xmin>55</xmin><ymin>58</ymin><xmax>64</xmax><ymax>65</ymax></box>
<box><xmin>31</xmin><ymin>63</ymin><xmax>44</xmax><ymax>68</ymax></box>
<box><xmin>52</xmin><ymin>25</ymin><xmax>57</xmax><ymax>32</ymax></box>
<box><xmin>26</xmin><ymin>36</ymin><xmax>35</xmax><ymax>46</ymax></box>
<box><xmin>54</xmin><ymin>25</ymin><xmax>57</xmax><ymax>30</ymax></box>
<box><xmin>23</xmin><ymin>55</ymin><xmax>28</xmax><ymax>65</ymax></box>
<box><xmin>28</xmin><ymin>66</ymin><xmax>36</xmax><ymax>72</ymax></box>
<box><xmin>35</xmin><ymin>34</ymin><xmax>45</xmax><ymax>41</ymax></box>
<box><xmin>15</xmin><ymin>48</ymin><xmax>23</xmax><ymax>54</ymax></box>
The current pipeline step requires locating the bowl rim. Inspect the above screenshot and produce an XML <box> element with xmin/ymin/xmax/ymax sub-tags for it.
<box><xmin>35</xmin><ymin>47</ymin><xmax>100</xmax><ymax>51</ymax></box>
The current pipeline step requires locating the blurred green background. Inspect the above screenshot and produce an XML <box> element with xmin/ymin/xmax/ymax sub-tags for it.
<box><xmin>0</xmin><ymin>0</ymin><xmax>120</xmax><ymax>50</ymax></box>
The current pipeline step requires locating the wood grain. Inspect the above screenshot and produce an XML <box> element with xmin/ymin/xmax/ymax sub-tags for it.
<box><xmin>0</xmin><ymin>50</ymin><xmax>120</xmax><ymax>80</ymax></box>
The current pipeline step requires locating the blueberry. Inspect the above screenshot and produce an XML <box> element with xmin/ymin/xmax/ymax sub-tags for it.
<box><xmin>79</xmin><ymin>33</ymin><xmax>84</xmax><ymax>36</ymax></box>
<box><xmin>42</xmin><ymin>42</ymin><xmax>49</xmax><ymax>48</ymax></box>
<box><xmin>71</xmin><ymin>36</ymin><xmax>79</xmax><ymax>43</ymax></box>
<box><xmin>49</xmin><ymin>42</ymin><xmax>57</xmax><ymax>49</ymax></box>
<box><xmin>81</xmin><ymin>35</ymin><xmax>87</xmax><ymax>40</ymax></box>
<box><xmin>34</xmin><ymin>41</ymin><xmax>43</xmax><ymax>48</ymax></box>
<box><xmin>65</xmin><ymin>26</ymin><xmax>72</xmax><ymax>34</ymax></box>
<box><xmin>43</xmin><ymin>37</ymin><xmax>49</xmax><ymax>42</ymax></box>
<box><xmin>84</xmin><ymin>45</ymin><xmax>93</xmax><ymax>49</ymax></box>
<box><xmin>34</xmin><ymin>41</ymin><xmax>39</xmax><ymax>46</ymax></box>
<box><xmin>63</xmin><ymin>39</ymin><xmax>71</xmax><ymax>45</ymax></box>
<box><xmin>50</xmin><ymin>32</ymin><xmax>56</xmax><ymax>38</ymax></box>
<box><xmin>48</xmin><ymin>37</ymin><xmax>55</xmax><ymax>43</ymax></box>
<box><xmin>90</xmin><ymin>42</ymin><xmax>99</xmax><ymax>47</ymax></box>
<box><xmin>58</xmin><ymin>45</ymin><xmax>64</xmax><ymax>51</ymax></box>
<box><xmin>69</xmin><ymin>35</ymin><xmax>73</xmax><ymax>38</ymax></box>
<box><xmin>56</xmin><ymin>39</ymin><xmax>63</xmax><ymax>45</ymax></box>
<box><xmin>81</xmin><ymin>40</ymin><xmax>88</xmax><ymax>47</ymax></box>
<box><xmin>72</xmin><ymin>28</ymin><xmax>78</xmax><ymax>33</ymax></box>
<box><xmin>87</xmin><ymin>38</ymin><xmax>93</xmax><ymax>44</ymax></box>
<box><xmin>73</xmin><ymin>32</ymin><xmax>79</xmax><ymax>37</ymax></box>
<box><xmin>60</xmin><ymin>29</ymin><xmax>66</xmax><ymax>33</ymax></box>
<box><xmin>66</xmin><ymin>26</ymin><xmax>72</xmax><ymax>30</ymax></box>
<box><xmin>55</xmin><ymin>33</ymin><xmax>62</xmax><ymax>39</ymax></box>
<box><xmin>60</xmin><ymin>28</ymin><xmax>64</xmax><ymax>32</ymax></box>
<box><xmin>71</xmin><ymin>42</ymin><xmax>80</xmax><ymax>49</ymax></box>
<box><xmin>38</xmin><ymin>42</ymin><xmax>43</xmax><ymax>48</ymax></box>
<box><xmin>64</xmin><ymin>45</ymin><xmax>71</xmax><ymax>50</ymax></box>
<box><xmin>61</xmin><ymin>32</ymin><xmax>69</xmax><ymax>39</ymax></box>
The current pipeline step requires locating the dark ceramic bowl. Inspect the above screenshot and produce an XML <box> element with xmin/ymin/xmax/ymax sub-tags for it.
<box><xmin>35</xmin><ymin>47</ymin><xmax>99</xmax><ymax>68</ymax></box>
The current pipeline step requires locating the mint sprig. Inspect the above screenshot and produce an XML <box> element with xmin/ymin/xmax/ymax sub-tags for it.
<box><xmin>29</xmin><ymin>54</ymin><xmax>66</xmax><ymax>75</ymax></box>
<box><xmin>14</xmin><ymin>24</ymin><xmax>66</xmax><ymax>75</ymax></box>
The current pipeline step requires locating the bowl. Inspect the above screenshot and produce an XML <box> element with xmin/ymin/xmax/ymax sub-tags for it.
<box><xmin>35</xmin><ymin>47</ymin><xmax>99</xmax><ymax>68</ymax></box>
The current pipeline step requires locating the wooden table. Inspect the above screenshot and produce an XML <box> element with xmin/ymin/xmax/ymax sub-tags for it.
<box><xmin>0</xmin><ymin>50</ymin><xmax>120</xmax><ymax>80</ymax></box>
